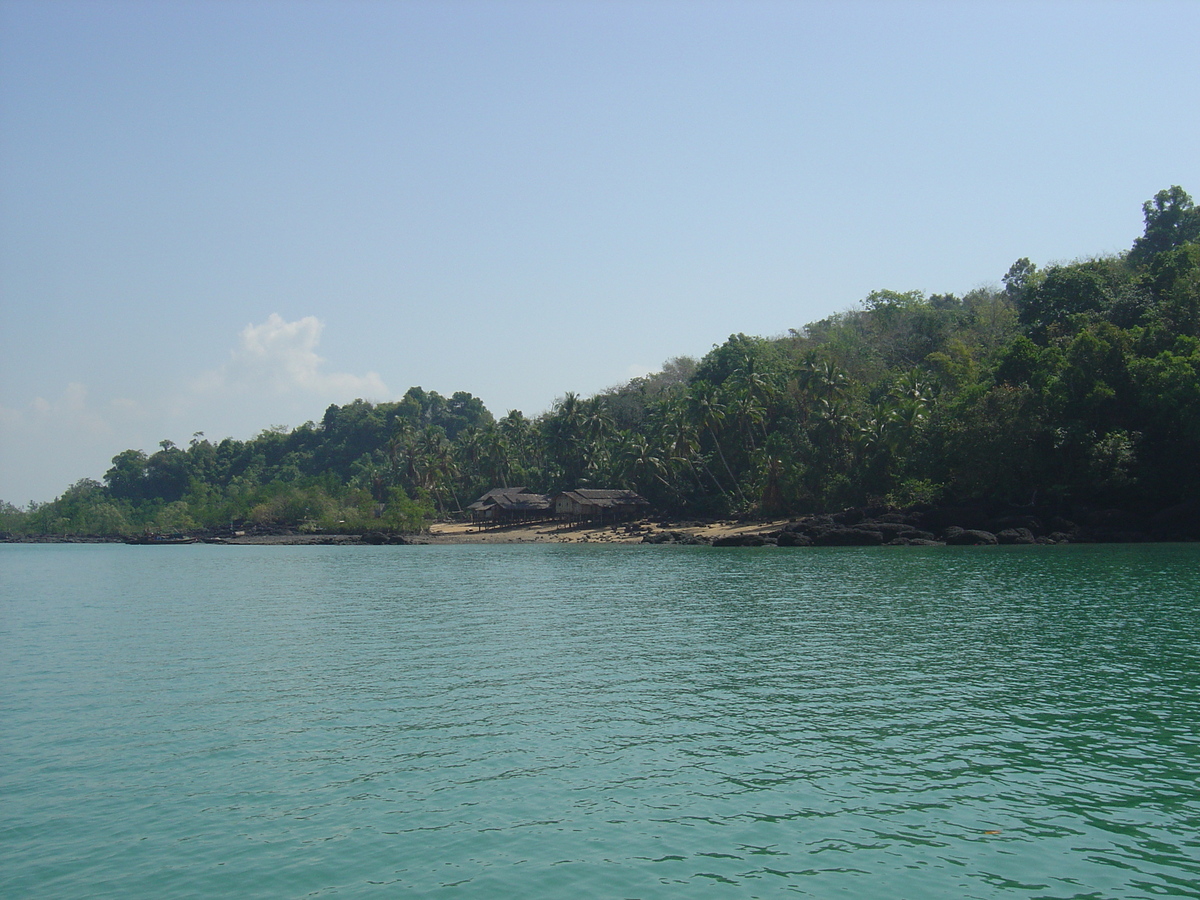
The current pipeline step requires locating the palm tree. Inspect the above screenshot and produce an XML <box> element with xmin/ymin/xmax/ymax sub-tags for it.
<box><xmin>616</xmin><ymin>430</ymin><xmax>670</xmax><ymax>493</ymax></box>
<box><xmin>544</xmin><ymin>392</ymin><xmax>601</xmax><ymax>488</ymax></box>
<box><xmin>689</xmin><ymin>382</ymin><xmax>747</xmax><ymax>507</ymax></box>
<box><xmin>649</xmin><ymin>396</ymin><xmax>713</xmax><ymax>500</ymax></box>
<box><xmin>388</xmin><ymin>419</ymin><xmax>421</xmax><ymax>496</ymax></box>
<box><xmin>418</xmin><ymin>427</ymin><xmax>460</xmax><ymax>513</ymax></box>
<box><xmin>499</xmin><ymin>410</ymin><xmax>535</xmax><ymax>482</ymax></box>
<box><xmin>479</xmin><ymin>425</ymin><xmax>512</xmax><ymax>488</ymax></box>
<box><xmin>728</xmin><ymin>360</ymin><xmax>776</xmax><ymax>451</ymax></box>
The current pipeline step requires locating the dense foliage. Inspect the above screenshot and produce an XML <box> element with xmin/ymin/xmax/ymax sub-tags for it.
<box><xmin>6</xmin><ymin>187</ymin><xmax>1199</xmax><ymax>536</ymax></box>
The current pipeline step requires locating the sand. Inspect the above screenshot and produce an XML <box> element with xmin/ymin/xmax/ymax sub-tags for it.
<box><xmin>423</xmin><ymin>518</ymin><xmax>789</xmax><ymax>544</ymax></box>
<box><xmin>202</xmin><ymin>518</ymin><xmax>791</xmax><ymax>545</ymax></box>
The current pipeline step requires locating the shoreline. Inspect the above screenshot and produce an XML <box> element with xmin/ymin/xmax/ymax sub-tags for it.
<box><xmin>0</xmin><ymin>520</ymin><xmax>776</xmax><ymax>546</ymax></box>
<box><xmin>6</xmin><ymin>505</ymin><xmax>1200</xmax><ymax>547</ymax></box>
<box><xmin>6</xmin><ymin>498</ymin><xmax>1198</xmax><ymax>547</ymax></box>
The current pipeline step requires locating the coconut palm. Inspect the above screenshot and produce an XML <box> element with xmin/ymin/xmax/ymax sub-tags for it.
<box><xmin>689</xmin><ymin>382</ymin><xmax>747</xmax><ymax>507</ymax></box>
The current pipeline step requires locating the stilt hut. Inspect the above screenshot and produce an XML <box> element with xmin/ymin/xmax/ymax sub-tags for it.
<box><xmin>467</xmin><ymin>487</ymin><xmax>553</xmax><ymax>527</ymax></box>
<box><xmin>552</xmin><ymin>489</ymin><xmax>650</xmax><ymax>524</ymax></box>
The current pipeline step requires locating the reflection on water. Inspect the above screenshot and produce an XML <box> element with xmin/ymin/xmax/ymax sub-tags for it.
<box><xmin>2</xmin><ymin>543</ymin><xmax>1199</xmax><ymax>898</ymax></box>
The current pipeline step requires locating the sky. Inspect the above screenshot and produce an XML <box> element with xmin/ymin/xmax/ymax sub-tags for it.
<box><xmin>1</xmin><ymin>0</ymin><xmax>1198</xmax><ymax>505</ymax></box>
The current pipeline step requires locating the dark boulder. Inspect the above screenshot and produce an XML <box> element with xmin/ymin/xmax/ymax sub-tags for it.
<box><xmin>990</xmin><ymin>515</ymin><xmax>1045</xmax><ymax>536</ymax></box>
<box><xmin>871</xmin><ymin>522</ymin><xmax>919</xmax><ymax>538</ymax></box>
<box><xmin>811</xmin><ymin>526</ymin><xmax>886</xmax><ymax>546</ymax></box>
<box><xmin>711</xmin><ymin>533</ymin><xmax>771</xmax><ymax>547</ymax></box>
<box><xmin>943</xmin><ymin>527</ymin><xmax>998</xmax><ymax>546</ymax></box>
<box><xmin>996</xmin><ymin>527</ymin><xmax>1037</xmax><ymax>545</ymax></box>
<box><xmin>643</xmin><ymin>530</ymin><xmax>709</xmax><ymax>545</ymax></box>
<box><xmin>832</xmin><ymin>508</ymin><xmax>866</xmax><ymax>526</ymax></box>
<box><xmin>1047</xmin><ymin>516</ymin><xmax>1078</xmax><ymax>535</ymax></box>
<box><xmin>876</xmin><ymin>512</ymin><xmax>914</xmax><ymax>524</ymax></box>
<box><xmin>775</xmin><ymin>531</ymin><xmax>813</xmax><ymax>547</ymax></box>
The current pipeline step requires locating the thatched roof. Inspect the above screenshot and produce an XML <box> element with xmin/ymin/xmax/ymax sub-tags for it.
<box><xmin>468</xmin><ymin>487</ymin><xmax>552</xmax><ymax>512</ymax></box>
<box><xmin>554</xmin><ymin>489</ymin><xmax>649</xmax><ymax>509</ymax></box>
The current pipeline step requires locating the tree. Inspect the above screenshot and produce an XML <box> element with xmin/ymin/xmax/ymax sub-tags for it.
<box><xmin>1017</xmin><ymin>258</ymin><xmax>1128</xmax><ymax>341</ymax></box>
<box><xmin>105</xmin><ymin>449</ymin><xmax>149</xmax><ymax>501</ymax></box>
<box><xmin>1129</xmin><ymin>186</ymin><xmax>1200</xmax><ymax>268</ymax></box>
<box><xmin>689</xmin><ymin>381</ymin><xmax>747</xmax><ymax>507</ymax></box>
<box><xmin>1003</xmin><ymin>257</ymin><xmax>1038</xmax><ymax>300</ymax></box>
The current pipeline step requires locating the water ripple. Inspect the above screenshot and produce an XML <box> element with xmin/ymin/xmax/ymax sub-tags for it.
<box><xmin>2</xmin><ymin>543</ymin><xmax>1199</xmax><ymax>898</ymax></box>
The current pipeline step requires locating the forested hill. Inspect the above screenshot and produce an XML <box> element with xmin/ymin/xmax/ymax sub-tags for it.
<box><xmin>5</xmin><ymin>186</ymin><xmax>1200</xmax><ymax>537</ymax></box>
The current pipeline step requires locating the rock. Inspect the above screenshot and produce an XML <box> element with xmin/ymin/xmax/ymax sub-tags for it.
<box><xmin>832</xmin><ymin>508</ymin><xmax>866</xmax><ymax>526</ymax></box>
<box><xmin>990</xmin><ymin>515</ymin><xmax>1044</xmax><ymax>535</ymax></box>
<box><xmin>811</xmin><ymin>526</ymin><xmax>886</xmax><ymax>546</ymax></box>
<box><xmin>711</xmin><ymin>534</ymin><xmax>769</xmax><ymax>547</ymax></box>
<box><xmin>996</xmin><ymin>527</ymin><xmax>1036</xmax><ymax>545</ymax></box>
<box><xmin>775</xmin><ymin>531</ymin><xmax>813</xmax><ymax>547</ymax></box>
<box><xmin>871</xmin><ymin>522</ymin><xmax>919</xmax><ymax>537</ymax></box>
<box><xmin>1047</xmin><ymin>516</ymin><xmax>1078</xmax><ymax>535</ymax></box>
<box><xmin>642</xmin><ymin>530</ymin><xmax>709</xmax><ymax>545</ymax></box>
<box><xmin>943</xmin><ymin>527</ymin><xmax>998</xmax><ymax>546</ymax></box>
<box><xmin>876</xmin><ymin>512</ymin><xmax>917</xmax><ymax>525</ymax></box>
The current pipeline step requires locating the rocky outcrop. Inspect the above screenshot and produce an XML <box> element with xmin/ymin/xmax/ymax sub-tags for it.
<box><xmin>995</xmin><ymin>527</ymin><xmax>1037</xmax><ymax>545</ymax></box>
<box><xmin>943</xmin><ymin>526</ymin><xmax>998</xmax><ymax>546</ymax></box>
<box><xmin>748</xmin><ymin>500</ymin><xmax>1182</xmax><ymax>548</ymax></box>
<box><xmin>810</xmin><ymin>526</ymin><xmax>886</xmax><ymax>546</ymax></box>
<box><xmin>768</xmin><ymin>510</ymin><xmax>940</xmax><ymax>547</ymax></box>
<box><xmin>712</xmin><ymin>533</ymin><xmax>773</xmax><ymax>547</ymax></box>
<box><xmin>642</xmin><ymin>530</ymin><xmax>710</xmax><ymax>545</ymax></box>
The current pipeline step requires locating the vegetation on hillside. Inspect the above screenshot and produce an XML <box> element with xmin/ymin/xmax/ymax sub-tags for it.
<box><xmin>4</xmin><ymin>187</ymin><xmax>1198</xmax><ymax>536</ymax></box>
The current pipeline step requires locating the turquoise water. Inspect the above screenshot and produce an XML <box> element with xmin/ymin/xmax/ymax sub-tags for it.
<box><xmin>2</xmin><ymin>543</ymin><xmax>1198</xmax><ymax>898</ymax></box>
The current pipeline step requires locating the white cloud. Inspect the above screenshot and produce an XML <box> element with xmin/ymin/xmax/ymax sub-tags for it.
<box><xmin>0</xmin><ymin>384</ymin><xmax>146</xmax><ymax>504</ymax></box>
<box><xmin>193</xmin><ymin>314</ymin><xmax>388</xmax><ymax>400</ymax></box>
<box><xmin>1</xmin><ymin>317</ymin><xmax>389</xmax><ymax>503</ymax></box>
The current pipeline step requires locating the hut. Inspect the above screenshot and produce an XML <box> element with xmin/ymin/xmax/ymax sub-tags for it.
<box><xmin>552</xmin><ymin>489</ymin><xmax>650</xmax><ymax>524</ymax></box>
<box><xmin>467</xmin><ymin>487</ymin><xmax>553</xmax><ymax>527</ymax></box>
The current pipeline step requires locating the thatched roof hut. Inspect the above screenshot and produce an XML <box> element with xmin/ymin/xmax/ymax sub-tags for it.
<box><xmin>552</xmin><ymin>489</ymin><xmax>649</xmax><ymax>522</ymax></box>
<box><xmin>467</xmin><ymin>488</ymin><xmax>553</xmax><ymax>525</ymax></box>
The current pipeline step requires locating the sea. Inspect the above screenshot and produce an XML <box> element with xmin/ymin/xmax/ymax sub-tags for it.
<box><xmin>2</xmin><ymin>542</ymin><xmax>1198</xmax><ymax>899</ymax></box>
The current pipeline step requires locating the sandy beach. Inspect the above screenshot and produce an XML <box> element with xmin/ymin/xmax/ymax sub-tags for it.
<box><xmin>0</xmin><ymin>519</ymin><xmax>790</xmax><ymax>546</ymax></box>
<box><xmin>422</xmin><ymin>518</ymin><xmax>789</xmax><ymax>545</ymax></box>
<box><xmin>213</xmin><ymin>519</ymin><xmax>791</xmax><ymax>545</ymax></box>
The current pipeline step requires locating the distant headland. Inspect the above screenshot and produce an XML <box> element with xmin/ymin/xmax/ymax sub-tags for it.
<box><xmin>3</xmin><ymin>187</ymin><xmax>1198</xmax><ymax>543</ymax></box>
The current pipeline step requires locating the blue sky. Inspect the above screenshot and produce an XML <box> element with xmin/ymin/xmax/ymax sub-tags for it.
<box><xmin>2</xmin><ymin>0</ymin><xmax>1197</xmax><ymax>505</ymax></box>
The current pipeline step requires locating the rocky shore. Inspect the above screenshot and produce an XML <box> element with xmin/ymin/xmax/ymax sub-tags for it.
<box><xmin>648</xmin><ymin>499</ymin><xmax>1200</xmax><ymax>547</ymax></box>
<box><xmin>5</xmin><ymin>499</ymin><xmax>1198</xmax><ymax>547</ymax></box>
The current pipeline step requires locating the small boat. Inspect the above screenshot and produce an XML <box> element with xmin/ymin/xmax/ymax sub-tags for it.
<box><xmin>124</xmin><ymin>533</ymin><xmax>198</xmax><ymax>545</ymax></box>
